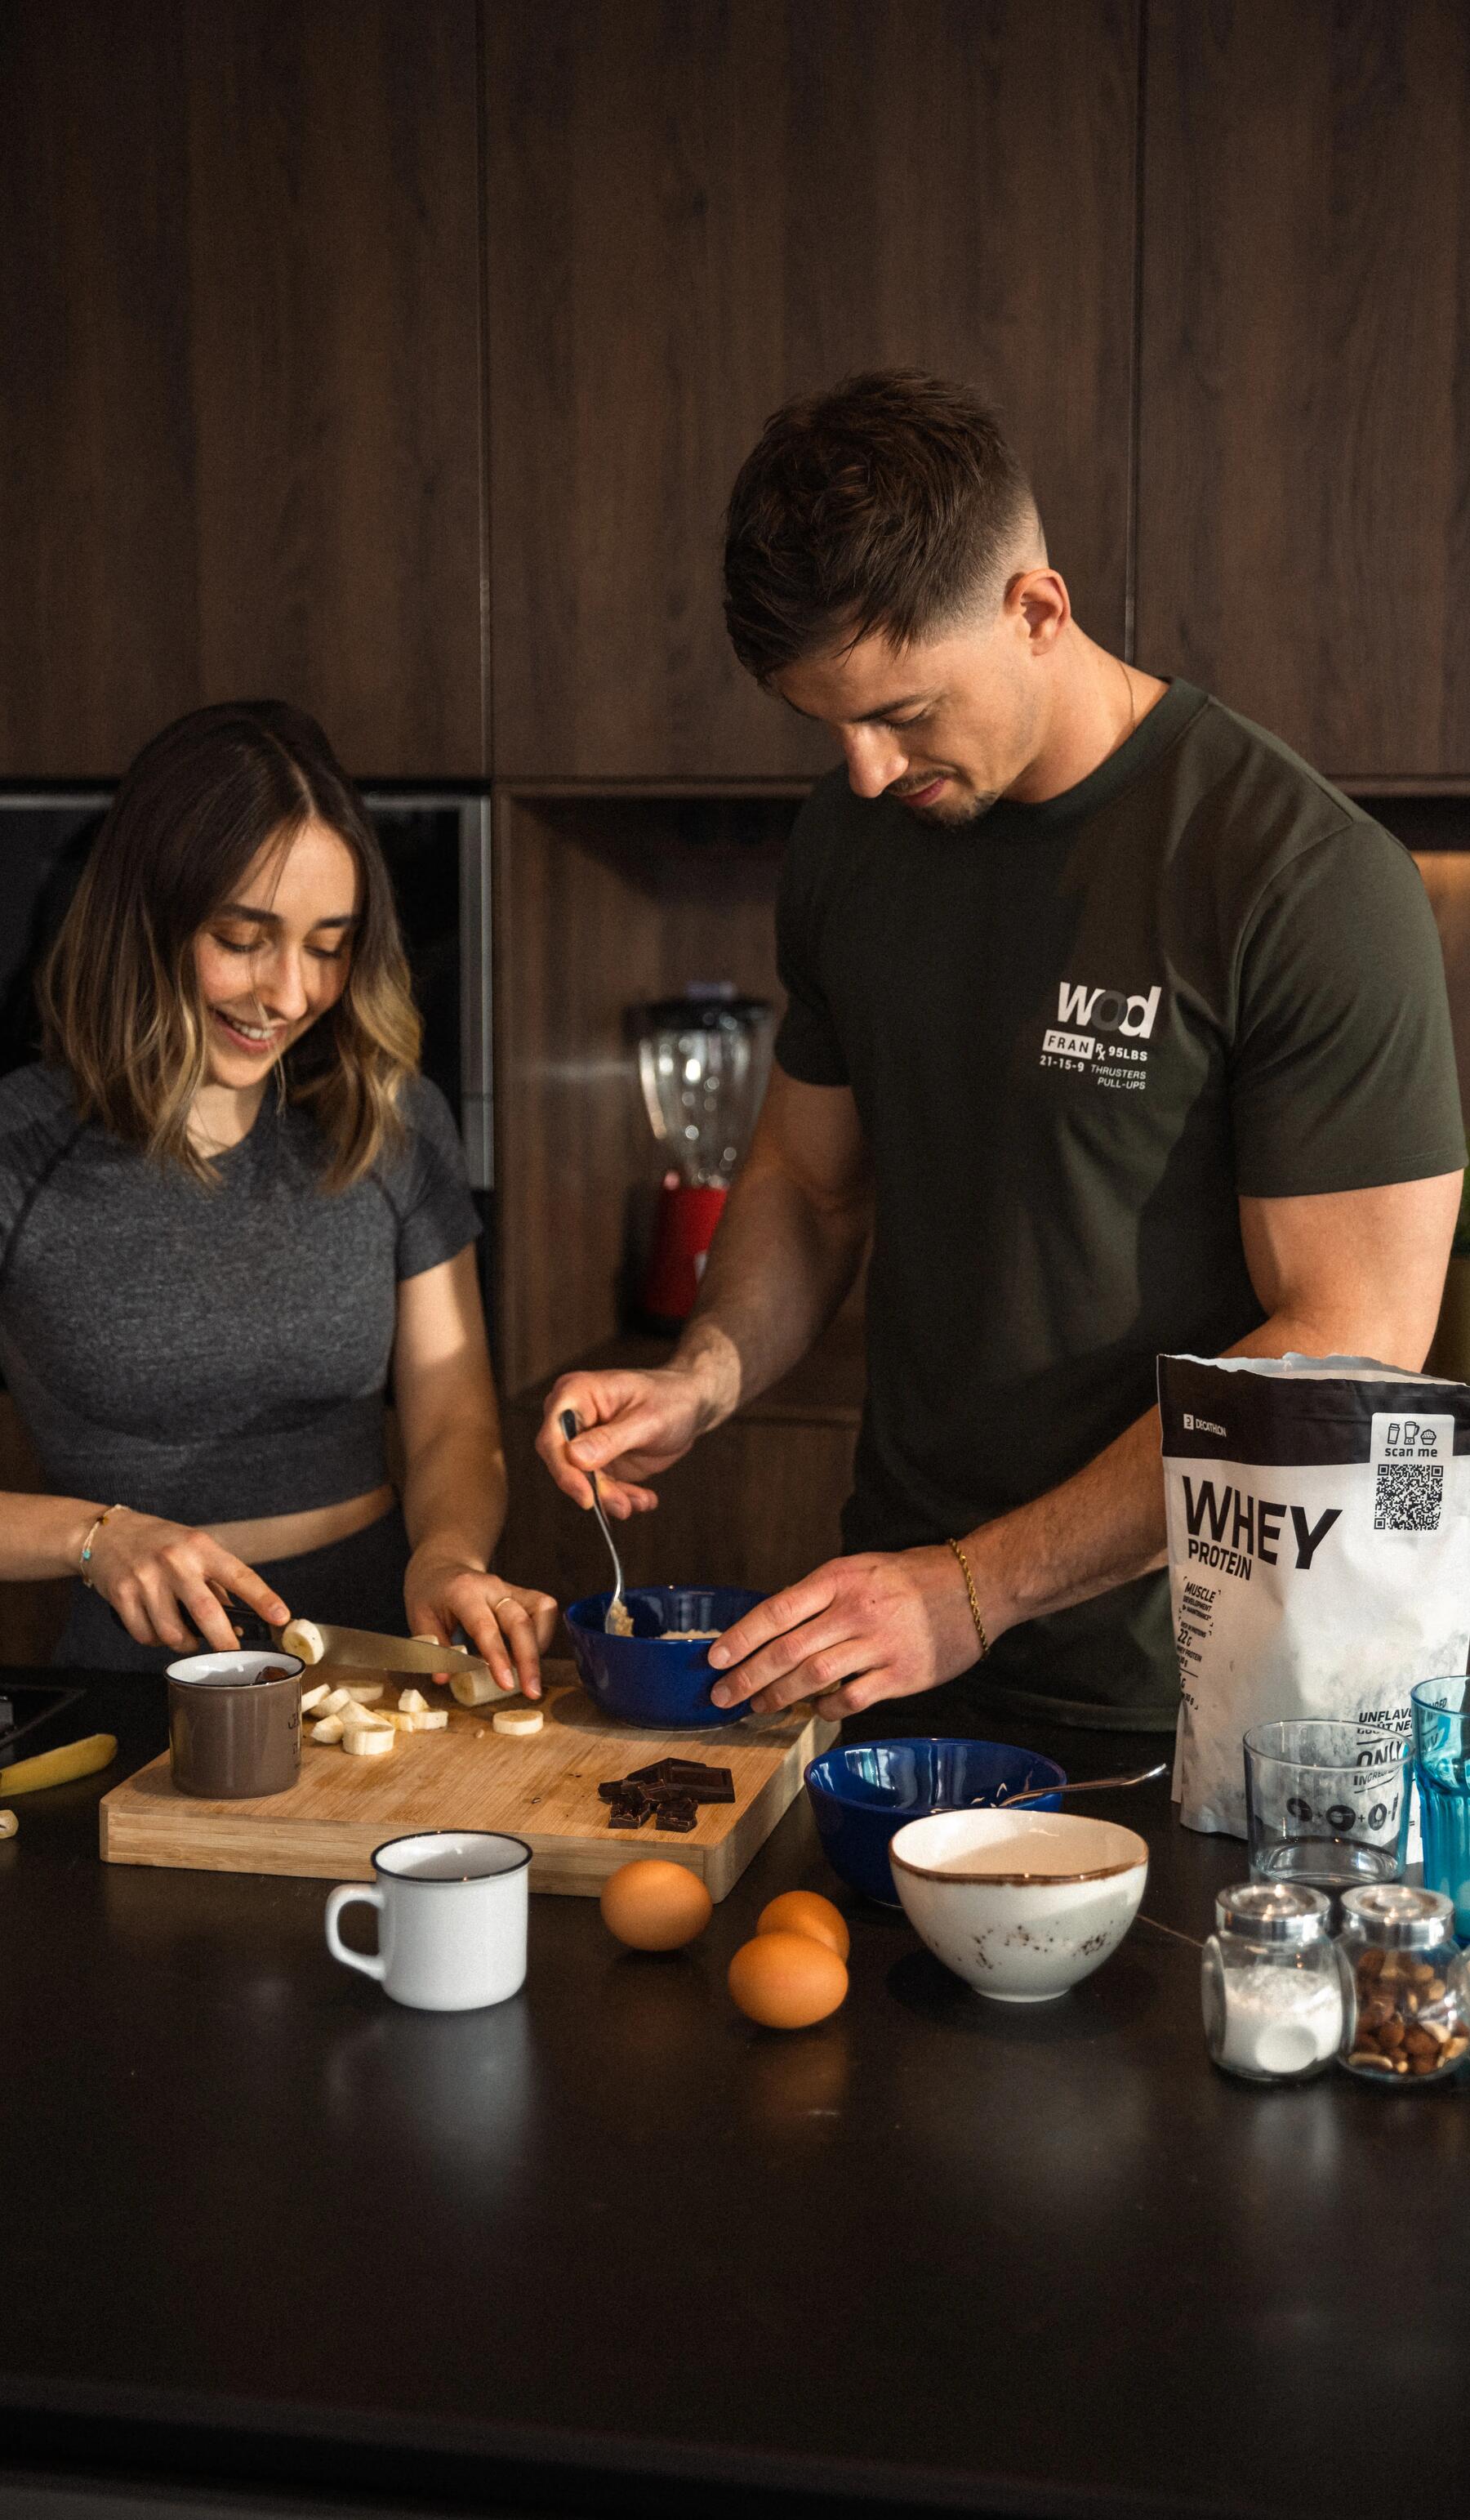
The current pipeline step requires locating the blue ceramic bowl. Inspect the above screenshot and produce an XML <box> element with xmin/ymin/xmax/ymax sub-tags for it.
<box><xmin>804</xmin><ymin>1737</ymin><xmax>1067</xmax><ymax>1906</ymax></box>
<box><xmin>564</xmin><ymin>1586</ymin><xmax>766</xmax><ymax>1729</ymax></box>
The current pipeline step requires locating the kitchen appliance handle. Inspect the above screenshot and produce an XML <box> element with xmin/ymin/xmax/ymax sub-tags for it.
<box><xmin>325</xmin><ymin>1884</ymin><xmax>386</xmax><ymax>1982</ymax></box>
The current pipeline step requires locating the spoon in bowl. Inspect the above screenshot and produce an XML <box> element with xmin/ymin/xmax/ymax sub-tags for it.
<box><xmin>559</xmin><ymin>1408</ymin><xmax>634</xmax><ymax>1635</ymax></box>
<box><xmin>984</xmin><ymin>1760</ymin><xmax>1169</xmax><ymax>1809</ymax></box>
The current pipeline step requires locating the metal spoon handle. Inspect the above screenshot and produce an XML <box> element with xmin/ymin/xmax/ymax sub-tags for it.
<box><xmin>559</xmin><ymin>1408</ymin><xmax>627</xmax><ymax>1616</ymax></box>
<box><xmin>996</xmin><ymin>1761</ymin><xmax>1169</xmax><ymax>1809</ymax></box>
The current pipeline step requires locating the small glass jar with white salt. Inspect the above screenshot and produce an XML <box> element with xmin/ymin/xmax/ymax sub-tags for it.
<box><xmin>1201</xmin><ymin>1883</ymin><xmax>1343</xmax><ymax>2082</ymax></box>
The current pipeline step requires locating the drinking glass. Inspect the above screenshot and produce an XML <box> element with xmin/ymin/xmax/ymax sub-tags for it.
<box><xmin>1242</xmin><ymin>1720</ymin><xmax>1411</xmax><ymax>1892</ymax></box>
<box><xmin>1410</xmin><ymin>1679</ymin><xmax>1470</xmax><ymax>1942</ymax></box>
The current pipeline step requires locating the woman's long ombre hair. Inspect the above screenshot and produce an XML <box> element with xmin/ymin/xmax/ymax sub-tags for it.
<box><xmin>40</xmin><ymin>701</ymin><xmax>421</xmax><ymax>1188</ymax></box>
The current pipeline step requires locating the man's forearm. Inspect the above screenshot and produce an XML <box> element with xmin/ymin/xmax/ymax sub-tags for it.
<box><xmin>967</xmin><ymin>1305</ymin><xmax>1374</xmax><ymax>1641</ymax></box>
<box><xmin>670</xmin><ymin>1158</ymin><xmax>868</xmax><ymax>1425</ymax></box>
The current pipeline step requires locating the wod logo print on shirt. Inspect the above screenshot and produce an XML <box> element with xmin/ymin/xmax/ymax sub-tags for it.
<box><xmin>1040</xmin><ymin>979</ymin><xmax>1162</xmax><ymax>1095</ymax></box>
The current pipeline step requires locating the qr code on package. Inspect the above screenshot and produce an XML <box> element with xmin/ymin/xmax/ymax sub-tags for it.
<box><xmin>1374</xmin><ymin>1461</ymin><xmax>1445</xmax><ymax>1532</ymax></box>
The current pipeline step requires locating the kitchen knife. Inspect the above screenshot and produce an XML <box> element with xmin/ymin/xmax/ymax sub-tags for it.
<box><xmin>270</xmin><ymin>1621</ymin><xmax>495</xmax><ymax>1682</ymax></box>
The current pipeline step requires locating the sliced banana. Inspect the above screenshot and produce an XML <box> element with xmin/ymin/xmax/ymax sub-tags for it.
<box><xmin>412</xmin><ymin>1709</ymin><xmax>449</xmax><ymax>1731</ymax></box>
<box><xmin>300</xmin><ymin>1682</ymin><xmax>330</xmax><ymax>1713</ymax></box>
<box><xmin>280</xmin><ymin>1618</ymin><xmax>325</xmax><ymax>1666</ymax></box>
<box><xmin>310</xmin><ymin>1715</ymin><xmax>345</xmax><ymax>1744</ymax></box>
<box><xmin>450</xmin><ymin>1668</ymin><xmax>498</xmax><ymax>1706</ymax></box>
<box><xmin>341</xmin><ymin>1705</ymin><xmax>392</xmax><ymax>1732</ymax></box>
<box><xmin>317</xmin><ymin>1688</ymin><xmax>354</xmax><ymax>1717</ymax></box>
<box><xmin>341</xmin><ymin>1724</ymin><xmax>395</xmax><ymax>1758</ymax></box>
<box><xmin>492</xmin><ymin>1703</ymin><xmax>542</xmax><ymax>1737</ymax></box>
<box><xmin>398</xmin><ymin>1687</ymin><xmax>429</xmax><ymax>1715</ymax></box>
<box><xmin>343</xmin><ymin>1682</ymin><xmax>384</xmax><ymax>1704</ymax></box>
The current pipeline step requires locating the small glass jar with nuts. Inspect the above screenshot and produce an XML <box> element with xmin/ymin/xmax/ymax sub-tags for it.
<box><xmin>1337</xmin><ymin>1884</ymin><xmax>1469</xmax><ymax>2085</ymax></box>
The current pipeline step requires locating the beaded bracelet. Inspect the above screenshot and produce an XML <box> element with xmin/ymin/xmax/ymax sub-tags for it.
<box><xmin>79</xmin><ymin>1504</ymin><xmax>127</xmax><ymax>1588</ymax></box>
<box><xmin>947</xmin><ymin>1535</ymin><xmax>990</xmax><ymax>1661</ymax></box>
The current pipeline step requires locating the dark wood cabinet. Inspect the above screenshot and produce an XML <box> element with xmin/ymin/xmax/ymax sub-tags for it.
<box><xmin>0</xmin><ymin>0</ymin><xmax>483</xmax><ymax>780</ymax></box>
<box><xmin>492</xmin><ymin>786</ymin><xmax>804</xmax><ymax>1394</ymax></box>
<box><xmin>1137</xmin><ymin>0</ymin><xmax>1470</xmax><ymax>782</ymax></box>
<box><xmin>485</xmin><ymin>0</ymin><xmax>1140</xmax><ymax>781</ymax></box>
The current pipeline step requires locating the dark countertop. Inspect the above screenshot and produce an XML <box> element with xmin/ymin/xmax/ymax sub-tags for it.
<box><xmin>2</xmin><ymin>1670</ymin><xmax>1468</xmax><ymax>2520</ymax></box>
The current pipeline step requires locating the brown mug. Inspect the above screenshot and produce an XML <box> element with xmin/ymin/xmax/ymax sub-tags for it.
<box><xmin>167</xmin><ymin>1650</ymin><xmax>304</xmax><ymax>1799</ymax></box>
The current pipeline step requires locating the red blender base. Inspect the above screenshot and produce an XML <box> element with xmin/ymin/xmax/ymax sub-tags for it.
<box><xmin>641</xmin><ymin>1176</ymin><xmax>727</xmax><ymax>1324</ymax></box>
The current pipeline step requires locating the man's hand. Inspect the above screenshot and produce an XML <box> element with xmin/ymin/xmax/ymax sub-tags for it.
<box><xmin>536</xmin><ymin>1364</ymin><xmax>722</xmax><ymax>1517</ymax></box>
<box><xmin>706</xmin><ymin>1545</ymin><xmax>981</xmax><ymax>1719</ymax></box>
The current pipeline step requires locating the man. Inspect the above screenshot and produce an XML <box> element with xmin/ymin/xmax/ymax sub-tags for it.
<box><xmin>537</xmin><ymin>370</ymin><xmax>1463</xmax><ymax>1738</ymax></box>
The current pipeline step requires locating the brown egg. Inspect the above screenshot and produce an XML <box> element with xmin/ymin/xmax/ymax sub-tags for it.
<box><xmin>757</xmin><ymin>1889</ymin><xmax>850</xmax><ymax>1961</ymax></box>
<box><xmin>728</xmin><ymin>1930</ymin><xmax>849</xmax><ymax>2028</ymax></box>
<box><xmin>600</xmin><ymin>1858</ymin><xmax>713</xmax><ymax>1951</ymax></box>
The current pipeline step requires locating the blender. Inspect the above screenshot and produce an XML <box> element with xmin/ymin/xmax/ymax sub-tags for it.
<box><xmin>636</xmin><ymin>984</ymin><xmax>772</xmax><ymax>1325</ymax></box>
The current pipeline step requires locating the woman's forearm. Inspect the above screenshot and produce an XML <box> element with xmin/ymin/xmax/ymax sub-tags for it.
<box><xmin>0</xmin><ymin>1491</ymin><xmax>105</xmax><ymax>1582</ymax></box>
<box><xmin>401</xmin><ymin>1420</ymin><xmax>508</xmax><ymax>1572</ymax></box>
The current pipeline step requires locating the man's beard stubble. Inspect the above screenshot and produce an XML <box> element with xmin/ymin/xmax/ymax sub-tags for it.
<box><xmin>902</xmin><ymin>783</ymin><xmax>1001</xmax><ymax>827</ymax></box>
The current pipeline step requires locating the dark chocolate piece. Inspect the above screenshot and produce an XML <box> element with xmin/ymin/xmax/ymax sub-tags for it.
<box><xmin>653</xmin><ymin>1792</ymin><xmax>697</xmax><ymax>1832</ymax></box>
<box><xmin>624</xmin><ymin>1757</ymin><xmax>734</xmax><ymax>1803</ymax></box>
<box><xmin>608</xmin><ymin>1800</ymin><xmax>651</xmax><ymax>1829</ymax></box>
<box><xmin>669</xmin><ymin>1761</ymin><xmax>734</xmax><ymax>1803</ymax></box>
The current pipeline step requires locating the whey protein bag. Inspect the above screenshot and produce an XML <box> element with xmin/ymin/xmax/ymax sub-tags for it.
<box><xmin>1160</xmin><ymin>1354</ymin><xmax>1470</xmax><ymax>1838</ymax></box>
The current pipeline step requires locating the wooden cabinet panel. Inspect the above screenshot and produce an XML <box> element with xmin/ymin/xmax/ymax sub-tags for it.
<box><xmin>1137</xmin><ymin>0</ymin><xmax>1470</xmax><ymax>779</ymax></box>
<box><xmin>0</xmin><ymin>0</ymin><xmax>483</xmax><ymax>779</ymax></box>
<box><xmin>486</xmin><ymin>0</ymin><xmax>1139</xmax><ymax>780</ymax></box>
<box><xmin>492</xmin><ymin>790</ymin><xmax>801</xmax><ymax>1392</ymax></box>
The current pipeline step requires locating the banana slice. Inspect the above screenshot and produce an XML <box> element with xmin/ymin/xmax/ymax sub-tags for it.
<box><xmin>280</xmin><ymin>1618</ymin><xmax>325</xmax><ymax>1666</ymax></box>
<box><xmin>343</xmin><ymin>1682</ymin><xmax>384</xmax><ymax>1704</ymax></box>
<box><xmin>317</xmin><ymin>1688</ymin><xmax>354</xmax><ymax>1718</ymax></box>
<box><xmin>341</xmin><ymin>1705</ymin><xmax>392</xmax><ymax>1732</ymax></box>
<box><xmin>301</xmin><ymin>1682</ymin><xmax>330</xmax><ymax>1713</ymax></box>
<box><xmin>398</xmin><ymin>1687</ymin><xmax>429</xmax><ymax>1715</ymax></box>
<box><xmin>450</xmin><ymin>1669</ymin><xmax>498</xmax><ymax>1706</ymax></box>
<box><xmin>492</xmin><ymin>1703</ymin><xmax>542</xmax><ymax>1737</ymax></box>
<box><xmin>342</xmin><ymin>1724</ymin><xmax>395</xmax><ymax>1758</ymax></box>
<box><xmin>411</xmin><ymin>1709</ymin><xmax>449</xmax><ymax>1731</ymax></box>
<box><xmin>376</xmin><ymin>1710</ymin><xmax>417</xmax><ymax>1733</ymax></box>
<box><xmin>310</xmin><ymin>1715</ymin><xmax>345</xmax><ymax>1744</ymax></box>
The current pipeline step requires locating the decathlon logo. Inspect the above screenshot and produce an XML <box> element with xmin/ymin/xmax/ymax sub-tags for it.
<box><xmin>1056</xmin><ymin>980</ymin><xmax>1162</xmax><ymax>1040</ymax></box>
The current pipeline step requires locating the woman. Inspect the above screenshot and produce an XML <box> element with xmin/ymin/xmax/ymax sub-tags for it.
<box><xmin>0</xmin><ymin>700</ymin><xmax>555</xmax><ymax>1693</ymax></box>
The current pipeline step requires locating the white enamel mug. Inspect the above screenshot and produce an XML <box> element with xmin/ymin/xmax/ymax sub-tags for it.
<box><xmin>325</xmin><ymin>1830</ymin><xmax>531</xmax><ymax>2011</ymax></box>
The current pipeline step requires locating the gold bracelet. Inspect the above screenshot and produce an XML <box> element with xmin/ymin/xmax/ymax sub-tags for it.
<box><xmin>79</xmin><ymin>1504</ymin><xmax>127</xmax><ymax>1588</ymax></box>
<box><xmin>947</xmin><ymin>1536</ymin><xmax>990</xmax><ymax>1661</ymax></box>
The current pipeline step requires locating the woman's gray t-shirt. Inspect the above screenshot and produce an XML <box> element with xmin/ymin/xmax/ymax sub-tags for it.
<box><xmin>0</xmin><ymin>1064</ymin><xmax>481</xmax><ymax>1523</ymax></box>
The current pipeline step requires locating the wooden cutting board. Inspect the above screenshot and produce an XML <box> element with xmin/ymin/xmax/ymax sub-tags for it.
<box><xmin>98</xmin><ymin>1663</ymin><xmax>835</xmax><ymax>1899</ymax></box>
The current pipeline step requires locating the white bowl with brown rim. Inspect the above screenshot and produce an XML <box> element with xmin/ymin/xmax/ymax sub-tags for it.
<box><xmin>889</xmin><ymin>1809</ymin><xmax>1149</xmax><ymax>2002</ymax></box>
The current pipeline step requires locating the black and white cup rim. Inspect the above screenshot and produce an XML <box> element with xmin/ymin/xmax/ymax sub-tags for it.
<box><xmin>371</xmin><ymin>1828</ymin><xmax>533</xmax><ymax>1884</ymax></box>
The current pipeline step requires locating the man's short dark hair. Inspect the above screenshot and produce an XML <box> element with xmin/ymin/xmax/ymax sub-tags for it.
<box><xmin>723</xmin><ymin>369</ymin><xmax>1038</xmax><ymax>684</ymax></box>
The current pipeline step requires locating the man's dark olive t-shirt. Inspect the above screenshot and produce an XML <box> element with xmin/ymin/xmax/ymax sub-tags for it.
<box><xmin>774</xmin><ymin>680</ymin><xmax>1464</xmax><ymax>1730</ymax></box>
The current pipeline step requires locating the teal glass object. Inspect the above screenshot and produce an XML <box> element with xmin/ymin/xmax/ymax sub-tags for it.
<box><xmin>1411</xmin><ymin>1679</ymin><xmax>1470</xmax><ymax>1942</ymax></box>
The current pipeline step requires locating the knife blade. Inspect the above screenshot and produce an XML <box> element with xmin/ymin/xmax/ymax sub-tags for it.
<box><xmin>271</xmin><ymin>1621</ymin><xmax>493</xmax><ymax>1680</ymax></box>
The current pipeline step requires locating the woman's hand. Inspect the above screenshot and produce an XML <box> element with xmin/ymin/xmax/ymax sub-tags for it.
<box><xmin>83</xmin><ymin>1510</ymin><xmax>289</xmax><ymax>1654</ymax></box>
<box><xmin>404</xmin><ymin>1553</ymin><xmax>559</xmax><ymax>1701</ymax></box>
